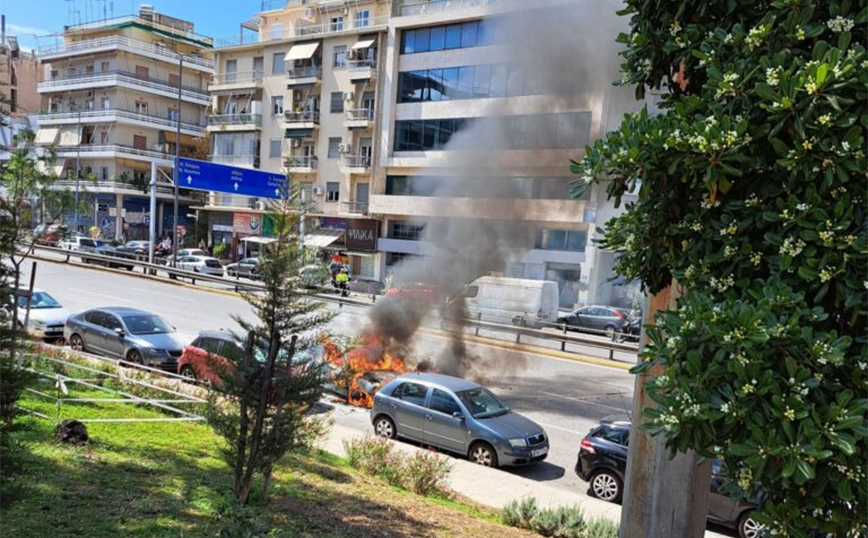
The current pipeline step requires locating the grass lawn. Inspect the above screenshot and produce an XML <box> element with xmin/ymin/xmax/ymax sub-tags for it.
<box><xmin>3</xmin><ymin>379</ymin><xmax>537</xmax><ymax>538</ymax></box>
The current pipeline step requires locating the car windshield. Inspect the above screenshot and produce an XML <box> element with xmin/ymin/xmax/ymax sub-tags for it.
<box><xmin>18</xmin><ymin>291</ymin><xmax>61</xmax><ymax>309</ymax></box>
<box><xmin>122</xmin><ymin>315</ymin><xmax>174</xmax><ymax>335</ymax></box>
<box><xmin>456</xmin><ymin>387</ymin><xmax>510</xmax><ymax>418</ymax></box>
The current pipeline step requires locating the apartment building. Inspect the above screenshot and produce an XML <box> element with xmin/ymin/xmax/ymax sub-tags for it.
<box><xmin>1</xmin><ymin>17</ymin><xmax>42</xmax><ymax>117</ymax></box>
<box><xmin>205</xmin><ymin>0</ymin><xmax>389</xmax><ymax>272</ymax></box>
<box><xmin>33</xmin><ymin>6</ymin><xmax>214</xmax><ymax>241</ymax></box>
<box><xmin>373</xmin><ymin>0</ymin><xmax>640</xmax><ymax>308</ymax></box>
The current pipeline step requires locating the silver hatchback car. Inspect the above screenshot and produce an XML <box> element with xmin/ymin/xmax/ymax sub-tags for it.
<box><xmin>371</xmin><ymin>372</ymin><xmax>549</xmax><ymax>468</ymax></box>
<box><xmin>64</xmin><ymin>307</ymin><xmax>187</xmax><ymax>370</ymax></box>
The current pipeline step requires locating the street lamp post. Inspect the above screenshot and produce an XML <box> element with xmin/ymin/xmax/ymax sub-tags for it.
<box><xmin>73</xmin><ymin>108</ymin><xmax>81</xmax><ymax>232</ymax></box>
<box><xmin>171</xmin><ymin>57</ymin><xmax>182</xmax><ymax>267</ymax></box>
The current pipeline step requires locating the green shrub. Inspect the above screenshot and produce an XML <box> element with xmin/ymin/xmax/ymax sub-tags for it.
<box><xmin>530</xmin><ymin>508</ymin><xmax>562</xmax><ymax>537</ymax></box>
<box><xmin>584</xmin><ymin>519</ymin><xmax>618</xmax><ymax>538</ymax></box>
<box><xmin>501</xmin><ymin>498</ymin><xmax>616</xmax><ymax>538</ymax></box>
<box><xmin>403</xmin><ymin>450</ymin><xmax>453</xmax><ymax>495</ymax></box>
<box><xmin>344</xmin><ymin>436</ymin><xmax>452</xmax><ymax>495</ymax></box>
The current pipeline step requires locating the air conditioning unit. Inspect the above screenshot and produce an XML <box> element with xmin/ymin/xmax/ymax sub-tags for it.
<box><xmin>304</xmin><ymin>7</ymin><xmax>315</xmax><ymax>19</ymax></box>
<box><xmin>343</xmin><ymin>6</ymin><xmax>350</xmax><ymax>15</ymax></box>
<box><xmin>254</xmin><ymin>200</ymin><xmax>266</xmax><ymax>211</ymax></box>
<box><xmin>312</xmin><ymin>186</ymin><xmax>324</xmax><ymax>196</ymax></box>
<box><xmin>338</xmin><ymin>143</ymin><xmax>351</xmax><ymax>153</ymax></box>
<box><xmin>289</xmin><ymin>139</ymin><xmax>301</xmax><ymax>148</ymax></box>
<box><xmin>343</xmin><ymin>91</ymin><xmax>354</xmax><ymax>101</ymax></box>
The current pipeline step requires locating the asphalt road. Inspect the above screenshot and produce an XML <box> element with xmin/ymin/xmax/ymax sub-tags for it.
<box><xmin>23</xmin><ymin>259</ymin><xmax>735</xmax><ymax>537</ymax></box>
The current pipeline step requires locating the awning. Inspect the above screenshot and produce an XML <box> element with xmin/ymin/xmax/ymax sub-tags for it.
<box><xmin>285</xmin><ymin>42</ymin><xmax>320</xmax><ymax>61</ymax></box>
<box><xmin>345</xmin><ymin>251</ymin><xmax>374</xmax><ymax>257</ymax></box>
<box><xmin>58</xmin><ymin>125</ymin><xmax>82</xmax><ymax>147</ymax></box>
<box><xmin>35</xmin><ymin>158</ymin><xmax>66</xmax><ymax>177</ymax></box>
<box><xmin>285</xmin><ymin>128</ymin><xmax>314</xmax><ymax>140</ymax></box>
<box><xmin>304</xmin><ymin>229</ymin><xmax>343</xmax><ymax>248</ymax></box>
<box><xmin>35</xmin><ymin>127</ymin><xmax>59</xmax><ymax>145</ymax></box>
<box><xmin>241</xmin><ymin>236</ymin><xmax>277</xmax><ymax>245</ymax></box>
<box><xmin>351</xmin><ymin>39</ymin><xmax>376</xmax><ymax>50</ymax></box>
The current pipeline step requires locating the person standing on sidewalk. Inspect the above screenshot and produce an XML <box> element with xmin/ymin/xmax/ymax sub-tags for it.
<box><xmin>335</xmin><ymin>269</ymin><xmax>350</xmax><ymax>297</ymax></box>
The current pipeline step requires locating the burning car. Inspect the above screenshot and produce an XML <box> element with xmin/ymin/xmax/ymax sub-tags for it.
<box><xmin>321</xmin><ymin>335</ymin><xmax>406</xmax><ymax>407</ymax></box>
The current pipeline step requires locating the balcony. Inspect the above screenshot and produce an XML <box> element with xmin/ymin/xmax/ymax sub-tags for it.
<box><xmin>284</xmin><ymin>155</ymin><xmax>318</xmax><ymax>174</ymax></box>
<box><xmin>343</xmin><ymin>201</ymin><xmax>370</xmax><ymax>215</ymax></box>
<box><xmin>286</xmin><ymin>66</ymin><xmax>322</xmax><ymax>87</ymax></box>
<box><xmin>38</xmin><ymin>71</ymin><xmax>209</xmax><ymax>105</ymax></box>
<box><xmin>209</xmin><ymin>71</ymin><xmax>264</xmax><ymax>93</ymax></box>
<box><xmin>369</xmin><ymin>195</ymin><xmax>587</xmax><ymax>222</ymax></box>
<box><xmin>209</xmin><ymin>154</ymin><xmax>260</xmax><ymax>168</ymax></box>
<box><xmin>340</xmin><ymin>154</ymin><xmax>372</xmax><ymax>174</ymax></box>
<box><xmin>39</xmin><ymin>35</ymin><xmax>214</xmax><ymax>73</ymax></box>
<box><xmin>53</xmin><ymin>143</ymin><xmax>174</xmax><ymax>165</ymax></box>
<box><xmin>284</xmin><ymin>110</ymin><xmax>320</xmax><ymax>129</ymax></box>
<box><xmin>52</xmin><ymin>179</ymin><xmax>203</xmax><ymax>200</ymax></box>
<box><xmin>348</xmin><ymin>59</ymin><xmax>377</xmax><ymax>82</ymax></box>
<box><xmin>206</xmin><ymin>114</ymin><xmax>262</xmax><ymax>132</ymax></box>
<box><xmin>213</xmin><ymin>14</ymin><xmax>388</xmax><ymax>49</ymax></box>
<box><xmin>63</xmin><ymin>15</ymin><xmax>213</xmax><ymax>48</ymax></box>
<box><xmin>398</xmin><ymin>0</ymin><xmax>507</xmax><ymax>17</ymax></box>
<box><xmin>37</xmin><ymin>109</ymin><xmax>206</xmax><ymax>137</ymax></box>
<box><xmin>344</xmin><ymin>108</ymin><xmax>374</xmax><ymax>130</ymax></box>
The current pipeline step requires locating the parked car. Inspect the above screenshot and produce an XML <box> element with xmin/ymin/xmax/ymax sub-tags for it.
<box><xmin>225</xmin><ymin>257</ymin><xmax>260</xmax><ymax>279</ymax></box>
<box><xmin>175</xmin><ymin>255</ymin><xmax>224</xmax><ymax>275</ymax></box>
<box><xmin>33</xmin><ymin>224</ymin><xmax>67</xmax><ymax>246</ymax></box>
<box><xmin>371</xmin><ymin>372</ymin><xmax>549</xmax><ymax>468</ymax></box>
<box><xmin>162</xmin><ymin>248</ymin><xmax>207</xmax><ymax>265</ymax></box>
<box><xmin>459</xmin><ymin>276</ymin><xmax>559</xmax><ymax>328</ymax></box>
<box><xmin>60</xmin><ymin>236</ymin><xmax>102</xmax><ymax>251</ymax></box>
<box><xmin>15</xmin><ymin>288</ymin><xmax>69</xmax><ymax>340</ymax></box>
<box><xmin>557</xmin><ymin>305</ymin><xmax>639</xmax><ymax>340</ymax></box>
<box><xmin>64</xmin><ymin>307</ymin><xmax>186</xmax><ymax>370</ymax></box>
<box><xmin>574</xmin><ymin>417</ymin><xmax>764</xmax><ymax>538</ymax></box>
<box><xmin>87</xmin><ymin>244</ymin><xmax>136</xmax><ymax>270</ymax></box>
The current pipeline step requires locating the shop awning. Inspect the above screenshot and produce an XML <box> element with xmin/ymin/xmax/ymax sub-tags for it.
<box><xmin>35</xmin><ymin>127</ymin><xmax>59</xmax><ymax>145</ymax></box>
<box><xmin>304</xmin><ymin>229</ymin><xmax>343</xmax><ymax>248</ymax></box>
<box><xmin>58</xmin><ymin>125</ymin><xmax>82</xmax><ymax>146</ymax></box>
<box><xmin>351</xmin><ymin>39</ymin><xmax>376</xmax><ymax>50</ymax></box>
<box><xmin>285</xmin><ymin>42</ymin><xmax>320</xmax><ymax>61</ymax></box>
<box><xmin>241</xmin><ymin>236</ymin><xmax>277</xmax><ymax>245</ymax></box>
<box><xmin>35</xmin><ymin>158</ymin><xmax>66</xmax><ymax>177</ymax></box>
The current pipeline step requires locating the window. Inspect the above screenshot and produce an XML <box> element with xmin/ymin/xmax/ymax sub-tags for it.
<box><xmin>84</xmin><ymin>311</ymin><xmax>106</xmax><ymax>326</ymax></box>
<box><xmin>102</xmin><ymin>314</ymin><xmax>123</xmax><ymax>331</ymax></box>
<box><xmin>135</xmin><ymin>101</ymin><xmax>148</xmax><ymax>114</ymax></box>
<box><xmin>85</xmin><ymin>65</ymin><xmax>94</xmax><ymax>74</ymax></box>
<box><xmin>133</xmin><ymin>135</ymin><xmax>147</xmax><ymax>150</ymax></box>
<box><xmin>355</xmin><ymin>9</ymin><xmax>370</xmax><ymax>28</ymax></box>
<box><xmin>330</xmin><ymin>16</ymin><xmax>344</xmax><ymax>32</ymax></box>
<box><xmin>462</xmin><ymin>285</ymin><xmax>478</xmax><ymax>298</ymax></box>
<box><xmin>401</xmin><ymin>22</ymin><xmax>493</xmax><ymax>54</ymax></box>
<box><xmin>414</xmin><ymin>28</ymin><xmax>430</xmax><ymax>53</ymax></box>
<box><xmin>333</xmin><ymin>45</ymin><xmax>347</xmax><ymax>68</ymax></box>
<box><xmin>359</xmin><ymin>256</ymin><xmax>374</xmax><ymax>278</ymax></box>
<box><xmin>272</xmin><ymin>52</ymin><xmax>286</xmax><ymax>75</ymax></box>
<box><xmin>395</xmin><ymin>382</ymin><xmax>428</xmax><ymax>406</ymax></box>
<box><xmin>225</xmin><ymin>59</ymin><xmax>237</xmax><ymax>83</ymax></box>
<box><xmin>461</xmin><ymin>21</ymin><xmax>478</xmax><ymax>47</ymax></box>
<box><xmin>272</xmin><ymin>96</ymin><xmax>284</xmax><ymax>115</ymax></box>
<box><xmin>429</xmin><ymin>26</ymin><xmax>446</xmax><ymax>51</ymax></box>
<box><xmin>327</xmin><ymin>137</ymin><xmax>341</xmax><ymax>158</ymax></box>
<box><xmin>253</xmin><ymin>56</ymin><xmax>264</xmax><ymax>75</ymax></box>
<box><xmin>537</xmin><ymin>229</ymin><xmax>587</xmax><ymax>252</ymax></box>
<box><xmin>594</xmin><ymin>426</ymin><xmax>629</xmax><ymax>447</ymax></box>
<box><xmin>271</xmin><ymin>23</ymin><xmax>284</xmax><ymax>40</ymax></box>
<box><xmin>100</xmin><ymin>167</ymin><xmax>109</xmax><ymax>181</ymax></box>
<box><xmin>326</xmin><ymin>181</ymin><xmax>340</xmax><ymax>202</ymax></box>
<box><xmin>100</xmin><ymin>61</ymin><xmax>110</xmax><ymax>72</ymax></box>
<box><xmin>135</xmin><ymin>65</ymin><xmax>149</xmax><ymax>79</ymax></box>
<box><xmin>390</xmin><ymin>222</ymin><xmax>425</xmax><ymax>240</ymax></box>
<box><xmin>168</xmin><ymin>107</ymin><xmax>179</xmax><ymax>121</ymax></box>
<box><xmin>330</xmin><ymin>92</ymin><xmax>344</xmax><ymax>113</ymax></box>
<box><xmin>429</xmin><ymin>389</ymin><xmax>462</xmax><ymax>415</ymax></box>
<box><xmin>269</xmin><ymin>139</ymin><xmax>282</xmax><ymax>158</ymax></box>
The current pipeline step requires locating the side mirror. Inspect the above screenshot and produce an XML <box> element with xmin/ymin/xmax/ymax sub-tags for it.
<box><xmin>114</xmin><ymin>327</ymin><xmax>125</xmax><ymax>338</ymax></box>
<box><xmin>452</xmin><ymin>412</ymin><xmax>465</xmax><ymax>421</ymax></box>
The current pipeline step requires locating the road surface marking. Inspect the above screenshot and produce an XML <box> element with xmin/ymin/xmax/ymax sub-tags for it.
<box><xmin>539</xmin><ymin>390</ymin><xmax>632</xmax><ymax>413</ymax></box>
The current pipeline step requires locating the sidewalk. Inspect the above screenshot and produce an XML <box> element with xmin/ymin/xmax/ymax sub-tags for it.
<box><xmin>319</xmin><ymin>423</ymin><xmax>729</xmax><ymax>537</ymax></box>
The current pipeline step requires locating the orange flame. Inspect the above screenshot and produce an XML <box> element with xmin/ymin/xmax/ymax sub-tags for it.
<box><xmin>322</xmin><ymin>335</ymin><xmax>406</xmax><ymax>408</ymax></box>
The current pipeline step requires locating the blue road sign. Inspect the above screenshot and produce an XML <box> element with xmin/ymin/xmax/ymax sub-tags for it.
<box><xmin>176</xmin><ymin>158</ymin><xmax>289</xmax><ymax>199</ymax></box>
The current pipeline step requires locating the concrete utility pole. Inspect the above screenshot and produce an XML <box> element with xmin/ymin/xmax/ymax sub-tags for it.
<box><xmin>148</xmin><ymin>161</ymin><xmax>157</xmax><ymax>264</ymax></box>
<box><xmin>620</xmin><ymin>284</ymin><xmax>712</xmax><ymax>538</ymax></box>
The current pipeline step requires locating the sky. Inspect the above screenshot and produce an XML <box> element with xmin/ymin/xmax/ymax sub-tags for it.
<box><xmin>2</xmin><ymin>0</ymin><xmax>262</xmax><ymax>51</ymax></box>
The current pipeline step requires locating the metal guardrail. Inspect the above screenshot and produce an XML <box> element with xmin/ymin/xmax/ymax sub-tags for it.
<box><xmin>24</xmin><ymin>243</ymin><xmax>639</xmax><ymax>363</ymax></box>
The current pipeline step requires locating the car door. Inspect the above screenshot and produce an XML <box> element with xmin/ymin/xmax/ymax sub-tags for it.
<box><xmin>423</xmin><ymin>388</ymin><xmax>468</xmax><ymax>453</ymax></box>
<box><xmin>391</xmin><ymin>381</ymin><xmax>429</xmax><ymax>441</ymax></box>
<box><xmin>80</xmin><ymin>311</ymin><xmax>108</xmax><ymax>353</ymax></box>
<box><xmin>574</xmin><ymin>307</ymin><xmax>595</xmax><ymax>330</ymax></box>
<box><xmin>707</xmin><ymin>460</ymin><xmax>739</xmax><ymax>524</ymax></box>
<box><xmin>101</xmin><ymin>313</ymin><xmax>127</xmax><ymax>358</ymax></box>
<box><xmin>591</xmin><ymin>425</ymin><xmax>629</xmax><ymax>471</ymax></box>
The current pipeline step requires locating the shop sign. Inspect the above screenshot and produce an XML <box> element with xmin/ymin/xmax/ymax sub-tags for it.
<box><xmin>212</xmin><ymin>224</ymin><xmax>233</xmax><ymax>233</ymax></box>
<box><xmin>346</xmin><ymin>219</ymin><xmax>378</xmax><ymax>252</ymax></box>
<box><xmin>233</xmin><ymin>213</ymin><xmax>262</xmax><ymax>235</ymax></box>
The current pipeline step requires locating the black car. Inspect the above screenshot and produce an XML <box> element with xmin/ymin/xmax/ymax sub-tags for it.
<box><xmin>556</xmin><ymin>306</ymin><xmax>639</xmax><ymax>341</ymax></box>
<box><xmin>575</xmin><ymin>417</ymin><xmax>765</xmax><ymax>538</ymax></box>
<box><xmin>87</xmin><ymin>245</ymin><xmax>136</xmax><ymax>270</ymax></box>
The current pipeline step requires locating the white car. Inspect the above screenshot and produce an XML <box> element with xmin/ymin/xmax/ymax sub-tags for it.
<box><xmin>59</xmin><ymin>236</ymin><xmax>101</xmax><ymax>251</ymax></box>
<box><xmin>163</xmin><ymin>248</ymin><xmax>208</xmax><ymax>265</ymax></box>
<box><xmin>16</xmin><ymin>289</ymin><xmax>70</xmax><ymax>340</ymax></box>
<box><xmin>176</xmin><ymin>255</ymin><xmax>224</xmax><ymax>275</ymax></box>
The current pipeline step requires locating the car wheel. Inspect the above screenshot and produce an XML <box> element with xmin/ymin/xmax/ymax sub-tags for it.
<box><xmin>373</xmin><ymin>415</ymin><xmax>397</xmax><ymax>439</ymax></box>
<box><xmin>126</xmin><ymin>349</ymin><xmax>144</xmax><ymax>365</ymax></box>
<box><xmin>179</xmin><ymin>365</ymin><xmax>197</xmax><ymax>381</ymax></box>
<box><xmin>604</xmin><ymin>325</ymin><xmax>617</xmax><ymax>340</ymax></box>
<box><xmin>738</xmin><ymin>512</ymin><xmax>764</xmax><ymax>538</ymax></box>
<box><xmin>590</xmin><ymin>470</ymin><xmax>622</xmax><ymax>503</ymax></box>
<box><xmin>69</xmin><ymin>334</ymin><xmax>86</xmax><ymax>352</ymax></box>
<box><xmin>469</xmin><ymin>442</ymin><xmax>498</xmax><ymax>468</ymax></box>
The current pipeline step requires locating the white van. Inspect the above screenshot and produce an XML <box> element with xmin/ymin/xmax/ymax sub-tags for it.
<box><xmin>460</xmin><ymin>276</ymin><xmax>560</xmax><ymax>328</ymax></box>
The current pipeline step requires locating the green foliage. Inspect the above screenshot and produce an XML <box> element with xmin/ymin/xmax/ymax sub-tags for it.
<box><xmin>344</xmin><ymin>436</ymin><xmax>454</xmax><ymax>495</ymax></box>
<box><xmin>213</xmin><ymin>241</ymin><xmax>229</xmax><ymax>258</ymax></box>
<box><xmin>501</xmin><ymin>498</ymin><xmax>617</xmax><ymax>538</ymax></box>
<box><xmin>573</xmin><ymin>0</ymin><xmax>867</xmax><ymax>535</ymax></box>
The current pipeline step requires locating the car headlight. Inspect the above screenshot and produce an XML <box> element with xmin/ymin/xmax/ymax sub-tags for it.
<box><xmin>508</xmin><ymin>438</ymin><xmax>527</xmax><ymax>448</ymax></box>
<box><xmin>145</xmin><ymin>348</ymin><xmax>166</xmax><ymax>356</ymax></box>
<box><xmin>31</xmin><ymin>319</ymin><xmax>46</xmax><ymax>328</ymax></box>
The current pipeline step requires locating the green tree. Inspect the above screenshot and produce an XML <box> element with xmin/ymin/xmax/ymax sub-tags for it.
<box><xmin>573</xmin><ymin>2</ymin><xmax>866</xmax><ymax>536</ymax></box>
<box><xmin>205</xmin><ymin>182</ymin><xmax>335</xmax><ymax>505</ymax></box>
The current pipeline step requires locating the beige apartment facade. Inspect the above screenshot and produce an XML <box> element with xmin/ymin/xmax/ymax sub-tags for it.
<box><xmin>205</xmin><ymin>0</ymin><xmax>389</xmax><ymax>276</ymax></box>
<box><xmin>34</xmin><ymin>6</ymin><xmax>214</xmax><ymax>241</ymax></box>
<box><xmin>1</xmin><ymin>21</ymin><xmax>42</xmax><ymax>116</ymax></box>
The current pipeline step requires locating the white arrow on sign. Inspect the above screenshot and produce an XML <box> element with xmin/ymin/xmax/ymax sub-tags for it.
<box><xmin>233</xmin><ymin>182</ymin><xmax>239</xmax><ymax>191</ymax></box>
<box><xmin>186</xmin><ymin>175</ymin><xmax>193</xmax><ymax>185</ymax></box>
<box><xmin>274</xmin><ymin>188</ymin><xmax>280</xmax><ymax>197</ymax></box>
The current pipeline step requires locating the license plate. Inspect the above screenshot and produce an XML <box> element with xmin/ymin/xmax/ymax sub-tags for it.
<box><xmin>531</xmin><ymin>447</ymin><xmax>548</xmax><ymax>457</ymax></box>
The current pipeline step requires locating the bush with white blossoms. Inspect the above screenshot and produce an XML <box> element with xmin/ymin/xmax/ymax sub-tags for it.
<box><xmin>571</xmin><ymin>1</ymin><xmax>866</xmax><ymax>537</ymax></box>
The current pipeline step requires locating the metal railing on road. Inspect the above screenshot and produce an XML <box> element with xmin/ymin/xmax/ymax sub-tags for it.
<box><xmin>23</xmin><ymin>243</ymin><xmax>639</xmax><ymax>364</ymax></box>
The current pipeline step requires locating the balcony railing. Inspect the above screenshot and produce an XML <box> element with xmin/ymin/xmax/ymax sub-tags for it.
<box><xmin>63</xmin><ymin>15</ymin><xmax>214</xmax><ymax>47</ymax></box>
<box><xmin>261</xmin><ymin>0</ymin><xmax>306</xmax><ymax>11</ymax></box>
<box><xmin>39</xmin><ymin>35</ymin><xmax>215</xmax><ymax>70</ymax></box>
<box><xmin>207</xmin><ymin>114</ymin><xmax>262</xmax><ymax>127</ymax></box>
<box><xmin>399</xmin><ymin>0</ymin><xmax>505</xmax><ymax>16</ymax></box>
<box><xmin>343</xmin><ymin>201</ymin><xmax>369</xmax><ymax>214</ymax></box>
<box><xmin>284</xmin><ymin>110</ymin><xmax>320</xmax><ymax>123</ymax></box>
<box><xmin>345</xmin><ymin>108</ymin><xmax>374</xmax><ymax>121</ymax></box>
<box><xmin>209</xmin><ymin>154</ymin><xmax>259</xmax><ymax>167</ymax></box>
<box><xmin>38</xmin><ymin>70</ymin><xmax>208</xmax><ymax>100</ymax></box>
<box><xmin>348</xmin><ymin>59</ymin><xmax>377</xmax><ymax>71</ymax></box>
<box><xmin>210</xmin><ymin>71</ymin><xmax>264</xmax><ymax>87</ymax></box>
<box><xmin>53</xmin><ymin>179</ymin><xmax>196</xmax><ymax>197</ymax></box>
<box><xmin>286</xmin><ymin>66</ymin><xmax>322</xmax><ymax>80</ymax></box>
<box><xmin>38</xmin><ymin>109</ymin><xmax>207</xmax><ymax>132</ymax></box>
<box><xmin>53</xmin><ymin>143</ymin><xmax>174</xmax><ymax>161</ymax></box>
<box><xmin>214</xmin><ymin>15</ymin><xmax>388</xmax><ymax>49</ymax></box>
<box><xmin>285</xmin><ymin>155</ymin><xmax>318</xmax><ymax>170</ymax></box>
<box><xmin>341</xmin><ymin>154</ymin><xmax>372</xmax><ymax>169</ymax></box>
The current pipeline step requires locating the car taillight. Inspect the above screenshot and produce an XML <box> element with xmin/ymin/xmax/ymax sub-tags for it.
<box><xmin>580</xmin><ymin>438</ymin><xmax>595</xmax><ymax>454</ymax></box>
<box><xmin>614</xmin><ymin>310</ymin><xmax>625</xmax><ymax>320</ymax></box>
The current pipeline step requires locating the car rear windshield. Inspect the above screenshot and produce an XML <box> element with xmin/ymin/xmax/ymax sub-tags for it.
<box><xmin>456</xmin><ymin>387</ymin><xmax>510</xmax><ymax>418</ymax></box>
<box><xmin>205</xmin><ymin>259</ymin><xmax>222</xmax><ymax>268</ymax></box>
<box><xmin>122</xmin><ymin>315</ymin><xmax>174</xmax><ymax>335</ymax></box>
<box><xmin>18</xmin><ymin>291</ymin><xmax>61</xmax><ymax>309</ymax></box>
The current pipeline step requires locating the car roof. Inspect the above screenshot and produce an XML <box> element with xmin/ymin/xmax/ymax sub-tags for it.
<box><xmin>197</xmin><ymin>330</ymin><xmax>236</xmax><ymax>340</ymax></box>
<box><xmin>92</xmin><ymin>306</ymin><xmax>152</xmax><ymax>315</ymax></box>
<box><xmin>599</xmin><ymin>415</ymin><xmax>632</xmax><ymax>429</ymax></box>
<box><xmin>394</xmin><ymin>372</ymin><xmax>480</xmax><ymax>392</ymax></box>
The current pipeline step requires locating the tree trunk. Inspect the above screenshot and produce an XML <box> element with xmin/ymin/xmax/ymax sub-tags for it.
<box><xmin>620</xmin><ymin>284</ymin><xmax>712</xmax><ymax>538</ymax></box>
<box><xmin>261</xmin><ymin>463</ymin><xmax>273</xmax><ymax>502</ymax></box>
<box><xmin>233</xmin><ymin>331</ymin><xmax>256</xmax><ymax>501</ymax></box>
